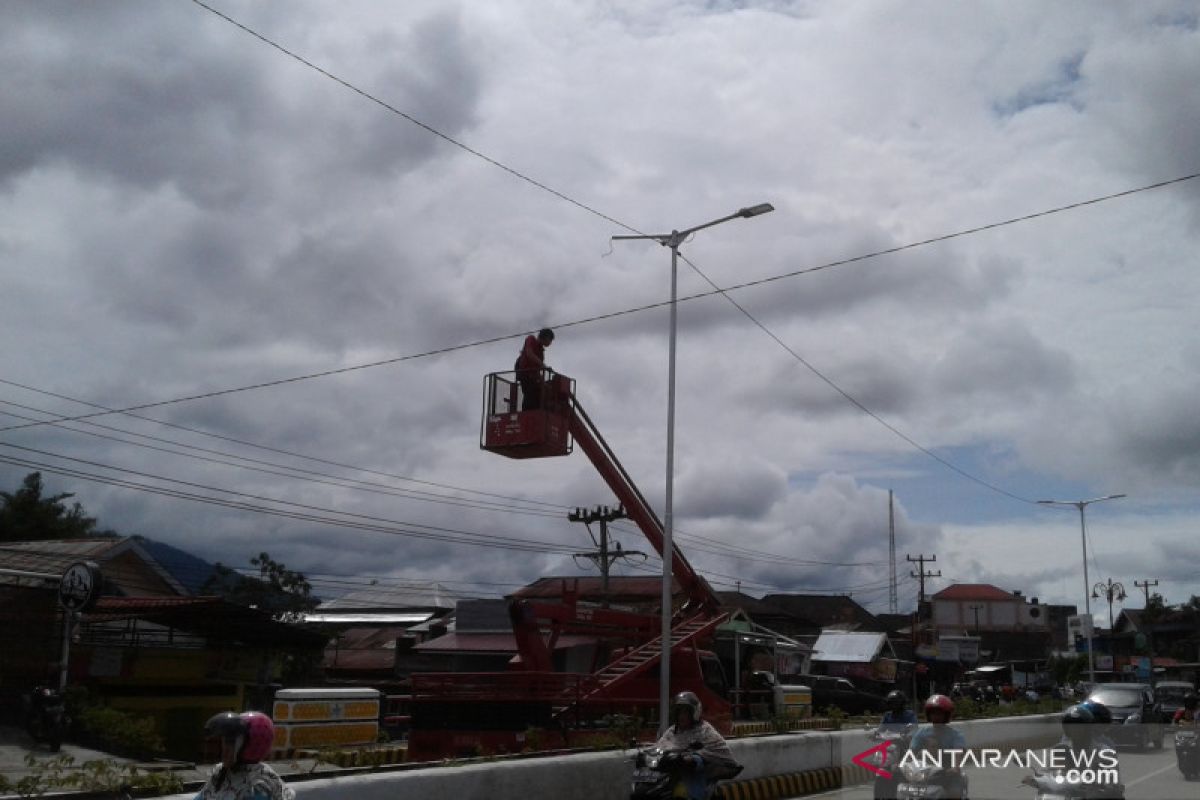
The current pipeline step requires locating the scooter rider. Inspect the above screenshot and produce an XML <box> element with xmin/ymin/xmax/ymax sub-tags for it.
<box><xmin>1173</xmin><ymin>692</ymin><xmax>1199</xmax><ymax>724</ymax></box>
<box><xmin>1022</xmin><ymin>705</ymin><xmax>1123</xmax><ymax>798</ymax></box>
<box><xmin>653</xmin><ymin>691</ymin><xmax>740</xmax><ymax>800</ymax></box>
<box><xmin>197</xmin><ymin>711</ymin><xmax>294</xmax><ymax>800</ymax></box>
<box><xmin>1078</xmin><ymin>699</ymin><xmax>1118</xmax><ymax>750</ymax></box>
<box><xmin>907</xmin><ymin>694</ymin><xmax>967</xmax><ymax>798</ymax></box>
<box><xmin>880</xmin><ymin>690</ymin><xmax>917</xmax><ymax>730</ymax></box>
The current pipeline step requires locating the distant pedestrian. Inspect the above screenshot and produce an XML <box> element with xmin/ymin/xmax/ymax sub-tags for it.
<box><xmin>514</xmin><ymin>328</ymin><xmax>554</xmax><ymax>410</ymax></box>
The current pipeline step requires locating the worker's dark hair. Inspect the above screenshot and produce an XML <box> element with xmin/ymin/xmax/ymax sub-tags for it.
<box><xmin>538</xmin><ymin>327</ymin><xmax>555</xmax><ymax>341</ymax></box>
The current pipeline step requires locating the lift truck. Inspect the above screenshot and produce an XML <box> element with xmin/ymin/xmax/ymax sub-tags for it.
<box><xmin>405</xmin><ymin>370</ymin><xmax>732</xmax><ymax>760</ymax></box>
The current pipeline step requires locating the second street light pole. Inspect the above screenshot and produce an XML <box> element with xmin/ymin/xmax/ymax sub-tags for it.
<box><xmin>1037</xmin><ymin>494</ymin><xmax>1126</xmax><ymax>685</ymax></box>
<box><xmin>612</xmin><ymin>203</ymin><xmax>773</xmax><ymax>732</ymax></box>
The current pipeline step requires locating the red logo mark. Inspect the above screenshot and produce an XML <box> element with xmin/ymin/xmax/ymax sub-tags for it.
<box><xmin>852</xmin><ymin>740</ymin><xmax>895</xmax><ymax>779</ymax></box>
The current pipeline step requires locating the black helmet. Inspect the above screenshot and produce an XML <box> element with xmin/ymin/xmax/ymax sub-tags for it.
<box><xmin>1062</xmin><ymin>704</ymin><xmax>1094</xmax><ymax>747</ymax></box>
<box><xmin>672</xmin><ymin>691</ymin><xmax>702</xmax><ymax>723</ymax></box>
<box><xmin>1079</xmin><ymin>700</ymin><xmax>1112</xmax><ymax>725</ymax></box>
<box><xmin>886</xmin><ymin>690</ymin><xmax>907</xmax><ymax>711</ymax></box>
<box><xmin>1184</xmin><ymin>692</ymin><xmax>1199</xmax><ymax>710</ymax></box>
<box><xmin>1062</xmin><ymin>704</ymin><xmax>1095</xmax><ymax>725</ymax></box>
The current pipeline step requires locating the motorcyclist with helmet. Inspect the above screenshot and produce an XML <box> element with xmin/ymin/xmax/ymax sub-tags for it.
<box><xmin>652</xmin><ymin>691</ymin><xmax>740</xmax><ymax>800</ymax></box>
<box><xmin>1172</xmin><ymin>691</ymin><xmax>1199</xmax><ymax>724</ymax></box>
<box><xmin>879</xmin><ymin>690</ymin><xmax>918</xmax><ymax>731</ymax></box>
<box><xmin>906</xmin><ymin>694</ymin><xmax>967</xmax><ymax>799</ymax></box>
<box><xmin>1078</xmin><ymin>699</ymin><xmax>1118</xmax><ymax>750</ymax></box>
<box><xmin>1021</xmin><ymin>704</ymin><xmax>1123</xmax><ymax>798</ymax></box>
<box><xmin>197</xmin><ymin>711</ymin><xmax>294</xmax><ymax>800</ymax></box>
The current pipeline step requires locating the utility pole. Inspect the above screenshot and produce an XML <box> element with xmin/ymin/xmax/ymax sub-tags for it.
<box><xmin>569</xmin><ymin>505</ymin><xmax>645</xmax><ymax>606</ymax></box>
<box><xmin>1133</xmin><ymin>579</ymin><xmax>1159</xmax><ymax>606</ymax></box>
<box><xmin>907</xmin><ymin>553</ymin><xmax>939</xmax><ymax>699</ymax></box>
<box><xmin>1133</xmin><ymin>579</ymin><xmax>1160</xmax><ymax>662</ymax></box>
<box><xmin>907</xmin><ymin>554</ymin><xmax>940</xmax><ymax>605</ymax></box>
<box><xmin>968</xmin><ymin>604</ymin><xmax>983</xmax><ymax>635</ymax></box>
<box><xmin>888</xmin><ymin>490</ymin><xmax>898</xmax><ymax>614</ymax></box>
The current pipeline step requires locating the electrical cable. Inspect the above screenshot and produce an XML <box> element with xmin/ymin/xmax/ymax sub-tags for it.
<box><xmin>0</xmin><ymin>398</ymin><xmax>562</xmax><ymax>520</ymax></box>
<box><xmin>169</xmin><ymin>0</ymin><xmax>1200</xmax><ymax>512</ymax></box>
<box><xmin>0</xmin><ymin>447</ymin><xmax>580</xmax><ymax>555</ymax></box>
<box><xmin>2</xmin><ymin>171</ymin><xmax>1194</xmax><ymax>440</ymax></box>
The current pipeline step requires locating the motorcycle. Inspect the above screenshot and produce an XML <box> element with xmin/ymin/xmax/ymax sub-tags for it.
<box><xmin>1176</xmin><ymin>726</ymin><xmax>1199</xmax><ymax>780</ymax></box>
<box><xmin>895</xmin><ymin>764</ymin><xmax>968</xmax><ymax>800</ymax></box>
<box><xmin>864</xmin><ymin>724</ymin><xmax>915</xmax><ymax>800</ymax></box>
<box><xmin>629</xmin><ymin>742</ymin><xmax>742</xmax><ymax>800</ymax></box>
<box><xmin>25</xmin><ymin>686</ymin><xmax>67</xmax><ymax>752</ymax></box>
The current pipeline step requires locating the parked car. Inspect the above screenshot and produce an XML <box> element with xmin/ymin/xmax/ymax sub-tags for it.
<box><xmin>1154</xmin><ymin>681</ymin><xmax>1197</xmax><ymax>724</ymax></box>
<box><xmin>1085</xmin><ymin>682</ymin><xmax>1164</xmax><ymax>750</ymax></box>
<box><xmin>793</xmin><ymin>674</ymin><xmax>886</xmax><ymax>715</ymax></box>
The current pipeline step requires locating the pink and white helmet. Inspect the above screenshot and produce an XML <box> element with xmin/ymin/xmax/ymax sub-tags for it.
<box><xmin>204</xmin><ymin>710</ymin><xmax>275</xmax><ymax>764</ymax></box>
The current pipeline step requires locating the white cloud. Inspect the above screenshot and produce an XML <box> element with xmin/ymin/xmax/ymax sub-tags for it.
<box><xmin>1</xmin><ymin>0</ymin><xmax>1198</xmax><ymax>612</ymax></box>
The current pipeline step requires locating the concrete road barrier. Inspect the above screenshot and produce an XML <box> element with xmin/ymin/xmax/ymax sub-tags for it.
<box><xmin>156</xmin><ymin>714</ymin><xmax>1060</xmax><ymax>800</ymax></box>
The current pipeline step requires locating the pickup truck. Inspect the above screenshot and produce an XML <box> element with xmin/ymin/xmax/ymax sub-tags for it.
<box><xmin>791</xmin><ymin>674</ymin><xmax>887</xmax><ymax>715</ymax></box>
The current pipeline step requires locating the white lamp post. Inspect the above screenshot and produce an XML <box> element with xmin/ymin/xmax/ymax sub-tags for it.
<box><xmin>1037</xmin><ymin>494</ymin><xmax>1126</xmax><ymax>685</ymax></box>
<box><xmin>612</xmin><ymin>203</ymin><xmax>774</xmax><ymax>731</ymax></box>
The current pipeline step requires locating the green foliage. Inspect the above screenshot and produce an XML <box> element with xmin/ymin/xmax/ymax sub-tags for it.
<box><xmin>202</xmin><ymin>550</ymin><xmax>318</xmax><ymax>622</ymax></box>
<box><xmin>824</xmin><ymin>705</ymin><xmax>846</xmax><ymax>729</ymax></box>
<box><xmin>0</xmin><ymin>471</ymin><xmax>114</xmax><ymax>542</ymax></box>
<box><xmin>76</xmin><ymin>705</ymin><xmax>166</xmax><ymax>757</ymax></box>
<box><xmin>10</xmin><ymin>753</ymin><xmax>183</xmax><ymax>797</ymax></box>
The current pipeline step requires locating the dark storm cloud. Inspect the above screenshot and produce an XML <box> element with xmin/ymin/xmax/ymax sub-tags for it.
<box><xmin>931</xmin><ymin>320</ymin><xmax>1075</xmax><ymax>400</ymax></box>
<box><xmin>676</xmin><ymin>458</ymin><xmax>786</xmax><ymax>520</ymax></box>
<box><xmin>0</xmin><ymin>1</ymin><xmax>484</xmax><ymax>206</ymax></box>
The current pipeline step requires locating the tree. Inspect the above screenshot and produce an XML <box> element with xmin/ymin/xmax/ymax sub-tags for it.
<box><xmin>201</xmin><ymin>551</ymin><xmax>318</xmax><ymax>622</ymax></box>
<box><xmin>0</xmin><ymin>472</ymin><xmax>112</xmax><ymax>541</ymax></box>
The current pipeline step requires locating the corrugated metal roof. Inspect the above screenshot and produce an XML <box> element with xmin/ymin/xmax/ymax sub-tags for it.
<box><xmin>810</xmin><ymin>631</ymin><xmax>887</xmax><ymax>663</ymax></box>
<box><xmin>0</xmin><ymin>539</ymin><xmax>122</xmax><ymax>574</ymax></box>
<box><xmin>302</xmin><ymin>612</ymin><xmax>432</xmax><ymax>625</ymax></box>
<box><xmin>319</xmin><ymin>582</ymin><xmax>455</xmax><ymax>610</ymax></box>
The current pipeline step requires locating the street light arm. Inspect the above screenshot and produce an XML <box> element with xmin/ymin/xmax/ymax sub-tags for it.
<box><xmin>610</xmin><ymin>203</ymin><xmax>774</xmax><ymax>248</ymax></box>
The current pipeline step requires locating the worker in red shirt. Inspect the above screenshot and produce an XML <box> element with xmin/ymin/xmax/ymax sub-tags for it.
<box><xmin>515</xmin><ymin>328</ymin><xmax>554</xmax><ymax>410</ymax></box>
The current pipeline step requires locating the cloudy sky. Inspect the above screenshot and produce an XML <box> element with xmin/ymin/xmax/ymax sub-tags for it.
<box><xmin>2</xmin><ymin>0</ymin><xmax>1198</xmax><ymax>625</ymax></box>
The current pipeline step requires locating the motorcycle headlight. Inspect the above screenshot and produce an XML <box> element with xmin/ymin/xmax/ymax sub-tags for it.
<box><xmin>900</xmin><ymin>763</ymin><xmax>934</xmax><ymax>782</ymax></box>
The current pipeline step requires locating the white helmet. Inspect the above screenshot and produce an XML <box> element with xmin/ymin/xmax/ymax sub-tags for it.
<box><xmin>672</xmin><ymin>691</ymin><xmax>702</xmax><ymax>722</ymax></box>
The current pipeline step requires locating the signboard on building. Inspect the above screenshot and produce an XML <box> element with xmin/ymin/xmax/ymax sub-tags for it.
<box><xmin>936</xmin><ymin>636</ymin><xmax>981</xmax><ymax>664</ymax></box>
<box><xmin>1066</xmin><ymin>614</ymin><xmax>1093</xmax><ymax>647</ymax></box>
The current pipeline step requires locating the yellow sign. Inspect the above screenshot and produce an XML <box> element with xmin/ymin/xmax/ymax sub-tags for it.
<box><xmin>272</xmin><ymin>700</ymin><xmax>379</xmax><ymax>722</ymax></box>
<box><xmin>278</xmin><ymin>722</ymin><xmax>379</xmax><ymax>749</ymax></box>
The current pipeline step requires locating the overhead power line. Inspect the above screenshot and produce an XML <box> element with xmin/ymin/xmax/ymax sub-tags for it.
<box><xmin>3</xmin><ymin>169</ymin><xmax>1193</xmax><ymax>443</ymax></box>
<box><xmin>172</xmin><ymin>0</ymin><xmax>1200</xmax><ymax>511</ymax></box>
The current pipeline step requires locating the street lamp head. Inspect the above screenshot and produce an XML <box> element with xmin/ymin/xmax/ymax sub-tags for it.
<box><xmin>737</xmin><ymin>203</ymin><xmax>774</xmax><ymax>218</ymax></box>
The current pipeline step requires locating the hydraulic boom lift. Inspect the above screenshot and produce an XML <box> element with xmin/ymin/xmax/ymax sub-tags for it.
<box><xmin>405</xmin><ymin>370</ymin><xmax>731</xmax><ymax>760</ymax></box>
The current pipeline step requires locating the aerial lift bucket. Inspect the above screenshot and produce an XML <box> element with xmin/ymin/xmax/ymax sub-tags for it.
<box><xmin>480</xmin><ymin>370</ymin><xmax>575</xmax><ymax>459</ymax></box>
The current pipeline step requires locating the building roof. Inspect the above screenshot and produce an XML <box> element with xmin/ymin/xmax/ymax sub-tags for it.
<box><xmin>511</xmin><ymin>576</ymin><xmax>680</xmax><ymax>602</ymax></box>
<box><xmin>810</xmin><ymin>631</ymin><xmax>888</xmax><ymax>663</ymax></box>
<box><xmin>86</xmin><ymin>595</ymin><xmax>326</xmax><ymax>649</ymax></box>
<box><xmin>932</xmin><ymin>584</ymin><xmax>1021</xmax><ymax>602</ymax></box>
<box><xmin>319</xmin><ymin>582</ymin><xmax>456</xmax><ymax>611</ymax></box>
<box><xmin>0</xmin><ymin>537</ymin><xmax>192</xmax><ymax>596</ymax></box>
<box><xmin>760</xmin><ymin>593</ymin><xmax>882</xmax><ymax>632</ymax></box>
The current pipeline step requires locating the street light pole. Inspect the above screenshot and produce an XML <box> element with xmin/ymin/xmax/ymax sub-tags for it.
<box><xmin>1092</xmin><ymin>578</ymin><xmax>1127</xmax><ymax>633</ymax></box>
<box><xmin>612</xmin><ymin>203</ymin><xmax>774</xmax><ymax>732</ymax></box>
<box><xmin>1037</xmin><ymin>494</ymin><xmax>1126</xmax><ymax>685</ymax></box>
